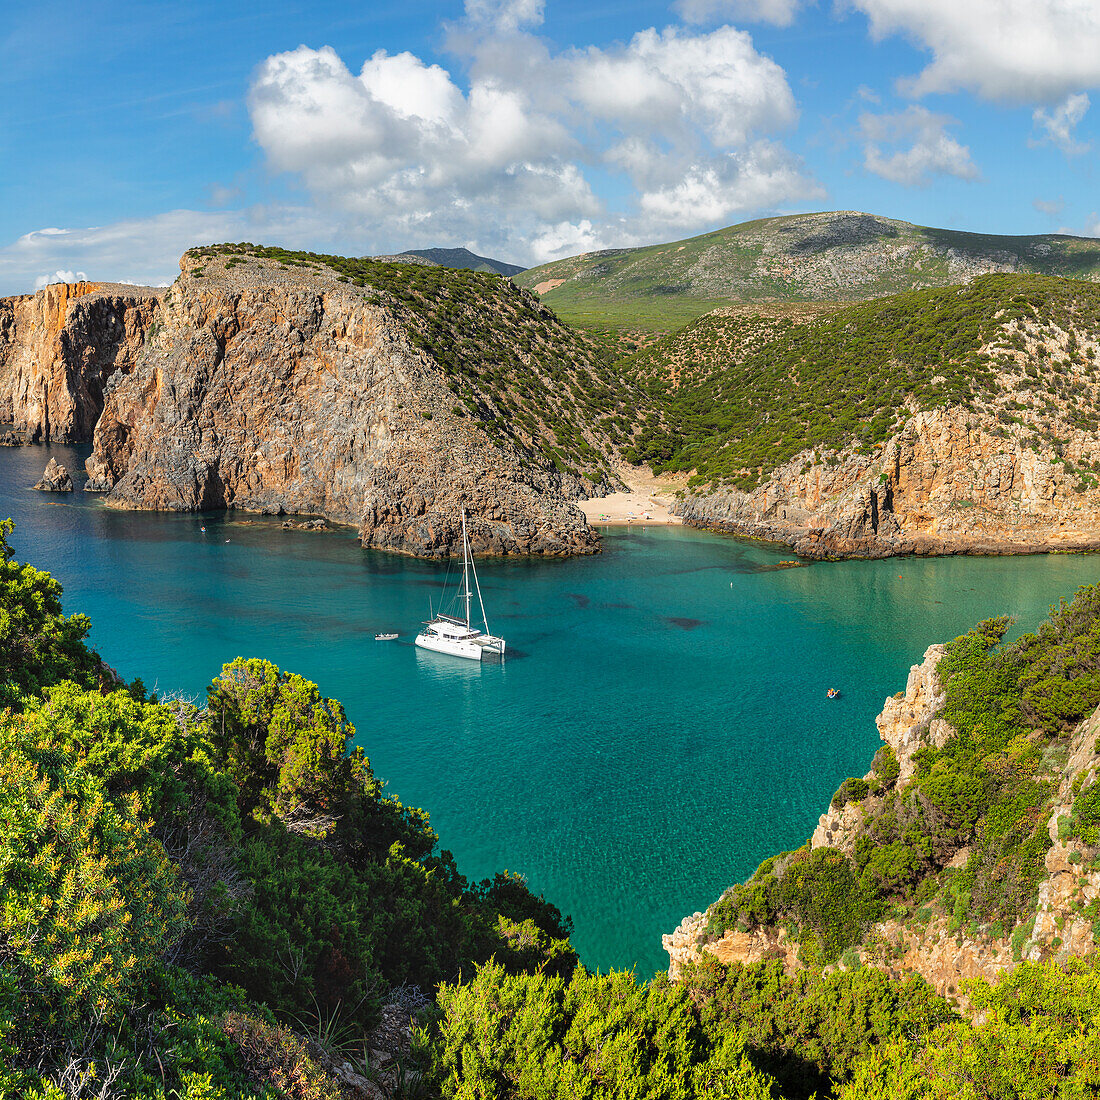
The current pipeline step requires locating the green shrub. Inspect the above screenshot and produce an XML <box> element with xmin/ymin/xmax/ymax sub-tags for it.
<box><xmin>432</xmin><ymin>962</ymin><xmax>776</xmax><ymax>1100</ymax></box>
<box><xmin>0</xmin><ymin>519</ymin><xmax>101</xmax><ymax>705</ymax></box>
<box><xmin>1070</xmin><ymin>780</ymin><xmax>1100</xmax><ymax>845</ymax></box>
<box><xmin>872</xmin><ymin>745</ymin><xmax>901</xmax><ymax>788</ymax></box>
<box><xmin>832</xmin><ymin>777</ymin><xmax>870</xmax><ymax>809</ymax></box>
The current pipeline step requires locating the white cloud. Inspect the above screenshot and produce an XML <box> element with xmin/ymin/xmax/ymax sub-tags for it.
<box><xmin>847</xmin><ymin>0</ymin><xmax>1100</xmax><ymax>102</ymax></box>
<box><xmin>1058</xmin><ymin>214</ymin><xmax>1100</xmax><ymax>238</ymax></box>
<box><xmin>1032</xmin><ymin>93</ymin><xmax>1091</xmax><ymax>154</ymax></box>
<box><xmin>246</xmin><ymin>21</ymin><xmax>815</xmax><ymax>265</ymax></box>
<box><xmin>639</xmin><ymin>145</ymin><xmax>822</xmax><ymax>225</ymax></box>
<box><xmin>859</xmin><ymin>106</ymin><xmax>980</xmax><ymax>186</ymax></box>
<box><xmin>672</xmin><ymin>0</ymin><xmax>804</xmax><ymax>26</ymax></box>
<box><xmin>1033</xmin><ymin>196</ymin><xmax>1065</xmax><ymax>217</ymax></box>
<box><xmin>567</xmin><ymin>26</ymin><xmax>797</xmax><ymax>147</ymax></box>
<box><xmin>34</xmin><ymin>269</ymin><xmax>87</xmax><ymax>291</ymax></box>
<box><xmin>0</xmin><ymin>206</ymin><xmax>334</xmax><ymax>297</ymax></box>
<box><xmin>463</xmin><ymin>0</ymin><xmax>544</xmax><ymax>34</ymax></box>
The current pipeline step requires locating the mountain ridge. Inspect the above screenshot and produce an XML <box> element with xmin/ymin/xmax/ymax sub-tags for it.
<box><xmin>398</xmin><ymin>245</ymin><xmax>525</xmax><ymax>277</ymax></box>
<box><xmin>516</xmin><ymin>210</ymin><xmax>1100</xmax><ymax>335</ymax></box>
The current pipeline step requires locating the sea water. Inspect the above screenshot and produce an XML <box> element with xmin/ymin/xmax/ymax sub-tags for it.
<box><xmin>3</xmin><ymin>441</ymin><xmax>1099</xmax><ymax>975</ymax></box>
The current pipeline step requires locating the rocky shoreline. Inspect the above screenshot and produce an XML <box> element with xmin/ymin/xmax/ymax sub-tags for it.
<box><xmin>663</xmin><ymin>641</ymin><xmax>1100</xmax><ymax>1004</ymax></box>
<box><xmin>674</xmin><ymin>405</ymin><xmax>1100</xmax><ymax>560</ymax></box>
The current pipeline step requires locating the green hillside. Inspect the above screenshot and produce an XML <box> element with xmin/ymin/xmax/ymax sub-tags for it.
<box><xmin>515</xmin><ymin>211</ymin><xmax>1100</xmax><ymax>336</ymax></box>
<box><xmin>621</xmin><ymin>273</ymin><xmax>1100</xmax><ymax>489</ymax></box>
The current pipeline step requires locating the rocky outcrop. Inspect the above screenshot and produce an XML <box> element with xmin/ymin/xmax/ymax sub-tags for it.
<box><xmin>663</xmin><ymin>643</ymin><xmax>1100</xmax><ymax>1006</ymax></box>
<box><xmin>664</xmin><ymin>912</ymin><xmax>796</xmax><ymax>983</ymax></box>
<box><xmin>0</xmin><ymin>281</ymin><xmax>161</xmax><ymax>441</ymax></box>
<box><xmin>676</xmin><ymin>406</ymin><xmax>1100</xmax><ymax>558</ymax></box>
<box><xmin>86</xmin><ymin>252</ymin><xmax>605</xmax><ymax>557</ymax></box>
<box><xmin>33</xmin><ymin>457</ymin><xmax>73</xmax><ymax>492</ymax></box>
<box><xmin>810</xmin><ymin>645</ymin><xmax>951</xmax><ymax>852</ymax></box>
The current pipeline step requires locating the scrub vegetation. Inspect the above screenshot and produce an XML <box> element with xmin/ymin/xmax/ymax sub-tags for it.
<box><xmin>618</xmin><ymin>274</ymin><xmax>1100</xmax><ymax>490</ymax></box>
<box><xmin>514</xmin><ymin>211</ymin><xmax>1100</xmax><ymax>337</ymax></box>
<box><xmin>6</xmin><ymin>517</ymin><xmax>1100</xmax><ymax>1097</ymax></box>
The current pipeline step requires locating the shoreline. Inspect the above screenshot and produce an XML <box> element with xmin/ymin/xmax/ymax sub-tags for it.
<box><xmin>578</xmin><ymin>467</ymin><xmax>686</xmax><ymax>527</ymax></box>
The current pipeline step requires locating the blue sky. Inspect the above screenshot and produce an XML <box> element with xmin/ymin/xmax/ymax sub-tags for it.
<box><xmin>1</xmin><ymin>0</ymin><xmax>1098</xmax><ymax>294</ymax></box>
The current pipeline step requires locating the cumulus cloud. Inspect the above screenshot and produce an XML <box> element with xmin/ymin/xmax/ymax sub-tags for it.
<box><xmin>672</xmin><ymin>0</ymin><xmax>804</xmax><ymax>27</ymax></box>
<box><xmin>463</xmin><ymin>0</ymin><xmax>544</xmax><ymax>34</ymax></box>
<box><xmin>246</xmin><ymin>19</ymin><xmax>818</xmax><ymax>266</ymax></box>
<box><xmin>847</xmin><ymin>0</ymin><xmax>1100</xmax><ymax>102</ymax></box>
<box><xmin>34</xmin><ymin>270</ymin><xmax>87</xmax><ymax>291</ymax></box>
<box><xmin>567</xmin><ymin>26</ymin><xmax>797</xmax><ymax>146</ymax></box>
<box><xmin>639</xmin><ymin>144</ymin><xmax>821</xmax><ymax>225</ymax></box>
<box><xmin>1032</xmin><ymin>93</ymin><xmax>1091</xmax><ymax>154</ymax></box>
<box><xmin>859</xmin><ymin>106</ymin><xmax>980</xmax><ymax>186</ymax></box>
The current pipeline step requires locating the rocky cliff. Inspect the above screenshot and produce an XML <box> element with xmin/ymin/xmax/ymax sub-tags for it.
<box><xmin>663</xmin><ymin>275</ymin><xmax>1100</xmax><ymax>557</ymax></box>
<box><xmin>86</xmin><ymin>247</ymin><xmax>623</xmax><ymax>556</ymax></box>
<box><xmin>0</xmin><ymin>281</ymin><xmax>161</xmax><ymax>441</ymax></box>
<box><xmin>674</xmin><ymin>404</ymin><xmax>1100</xmax><ymax>558</ymax></box>
<box><xmin>664</xmin><ymin>623</ymin><xmax>1100</xmax><ymax>1005</ymax></box>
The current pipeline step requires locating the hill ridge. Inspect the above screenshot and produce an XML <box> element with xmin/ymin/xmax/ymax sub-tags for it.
<box><xmin>398</xmin><ymin>245</ymin><xmax>525</xmax><ymax>277</ymax></box>
<box><xmin>516</xmin><ymin>209</ymin><xmax>1100</xmax><ymax>335</ymax></box>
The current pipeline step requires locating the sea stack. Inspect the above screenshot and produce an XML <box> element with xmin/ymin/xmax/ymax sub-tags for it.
<box><xmin>33</xmin><ymin>457</ymin><xmax>73</xmax><ymax>492</ymax></box>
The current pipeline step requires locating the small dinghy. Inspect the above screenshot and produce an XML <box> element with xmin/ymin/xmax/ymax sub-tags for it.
<box><xmin>375</xmin><ymin>632</ymin><xmax>398</xmax><ymax>641</ymax></box>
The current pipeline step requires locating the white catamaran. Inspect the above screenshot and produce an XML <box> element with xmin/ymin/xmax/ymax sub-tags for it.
<box><xmin>414</xmin><ymin>510</ymin><xmax>506</xmax><ymax>661</ymax></box>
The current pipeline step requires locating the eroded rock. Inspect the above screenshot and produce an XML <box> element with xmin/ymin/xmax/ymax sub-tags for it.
<box><xmin>0</xmin><ymin>281</ymin><xmax>161</xmax><ymax>441</ymax></box>
<box><xmin>33</xmin><ymin>457</ymin><xmax>73</xmax><ymax>492</ymax></box>
<box><xmin>87</xmin><ymin>252</ymin><xmax>605</xmax><ymax>557</ymax></box>
<box><xmin>675</xmin><ymin>406</ymin><xmax>1100</xmax><ymax>559</ymax></box>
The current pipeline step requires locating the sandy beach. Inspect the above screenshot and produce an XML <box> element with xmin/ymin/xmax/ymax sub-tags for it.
<box><xmin>578</xmin><ymin>467</ymin><xmax>686</xmax><ymax>526</ymax></box>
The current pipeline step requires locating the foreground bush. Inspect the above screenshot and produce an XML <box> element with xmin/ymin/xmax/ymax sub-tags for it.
<box><xmin>839</xmin><ymin>956</ymin><xmax>1100</xmax><ymax>1099</ymax></box>
<box><xmin>433</xmin><ymin>962</ymin><xmax>776</xmax><ymax>1100</ymax></box>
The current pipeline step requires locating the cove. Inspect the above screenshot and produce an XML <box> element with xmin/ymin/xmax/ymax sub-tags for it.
<box><xmin>3</xmin><ymin>440</ymin><xmax>1099</xmax><ymax>976</ymax></box>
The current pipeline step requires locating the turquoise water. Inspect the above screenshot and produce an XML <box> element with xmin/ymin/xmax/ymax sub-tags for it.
<box><xmin>3</xmin><ymin>441</ymin><xmax>1100</xmax><ymax>976</ymax></box>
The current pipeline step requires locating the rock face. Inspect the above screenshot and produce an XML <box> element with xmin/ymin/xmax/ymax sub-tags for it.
<box><xmin>809</xmin><ymin>645</ymin><xmax>952</xmax><ymax>853</ymax></box>
<box><xmin>0</xmin><ymin>281</ymin><xmax>161</xmax><ymax>441</ymax></box>
<box><xmin>86</xmin><ymin>252</ymin><xmax>605</xmax><ymax>557</ymax></box>
<box><xmin>676</xmin><ymin>406</ymin><xmax>1100</xmax><ymax>558</ymax></box>
<box><xmin>663</xmin><ymin>644</ymin><xmax>1100</xmax><ymax>1006</ymax></box>
<box><xmin>33</xmin><ymin>457</ymin><xmax>73</xmax><ymax>492</ymax></box>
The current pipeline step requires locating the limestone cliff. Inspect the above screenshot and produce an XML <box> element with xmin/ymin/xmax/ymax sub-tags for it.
<box><xmin>86</xmin><ymin>248</ymin><xmax>622</xmax><ymax>556</ymax></box>
<box><xmin>675</xmin><ymin>404</ymin><xmax>1100</xmax><ymax>558</ymax></box>
<box><xmin>0</xmin><ymin>281</ymin><xmax>161</xmax><ymax>441</ymax></box>
<box><xmin>664</xmin><ymin>638</ymin><xmax>1100</xmax><ymax>1004</ymax></box>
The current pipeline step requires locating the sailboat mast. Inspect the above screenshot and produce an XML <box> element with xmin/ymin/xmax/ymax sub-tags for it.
<box><xmin>469</xmin><ymin>524</ymin><xmax>491</xmax><ymax>636</ymax></box>
<box><xmin>461</xmin><ymin>510</ymin><xmax>472</xmax><ymax>629</ymax></box>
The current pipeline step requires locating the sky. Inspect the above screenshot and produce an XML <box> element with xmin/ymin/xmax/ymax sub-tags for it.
<box><xmin>1</xmin><ymin>0</ymin><xmax>1099</xmax><ymax>295</ymax></box>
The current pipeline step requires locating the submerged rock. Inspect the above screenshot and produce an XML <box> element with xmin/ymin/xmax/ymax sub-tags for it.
<box><xmin>33</xmin><ymin>457</ymin><xmax>73</xmax><ymax>492</ymax></box>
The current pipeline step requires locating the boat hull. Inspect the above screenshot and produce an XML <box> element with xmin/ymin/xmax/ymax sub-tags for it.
<box><xmin>415</xmin><ymin>632</ymin><xmax>484</xmax><ymax>661</ymax></box>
